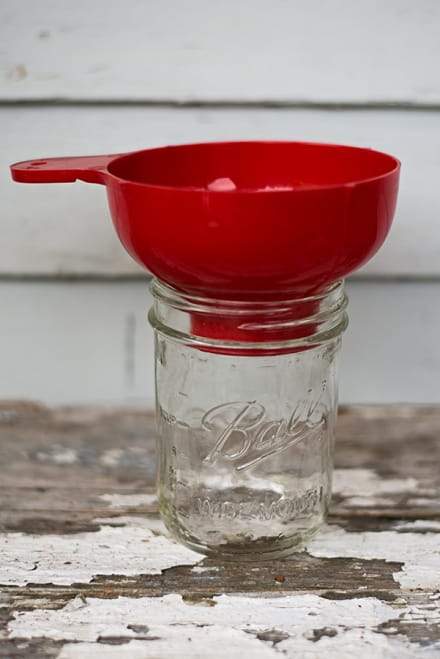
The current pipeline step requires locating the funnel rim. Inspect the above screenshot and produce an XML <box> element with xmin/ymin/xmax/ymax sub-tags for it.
<box><xmin>106</xmin><ymin>140</ymin><xmax>400</xmax><ymax>193</ymax></box>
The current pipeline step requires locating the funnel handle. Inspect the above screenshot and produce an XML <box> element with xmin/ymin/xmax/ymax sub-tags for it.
<box><xmin>10</xmin><ymin>154</ymin><xmax>122</xmax><ymax>185</ymax></box>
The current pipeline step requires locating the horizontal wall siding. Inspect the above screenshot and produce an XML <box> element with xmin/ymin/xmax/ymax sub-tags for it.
<box><xmin>2</xmin><ymin>280</ymin><xmax>439</xmax><ymax>405</ymax></box>
<box><xmin>2</xmin><ymin>3</ymin><xmax>438</xmax><ymax>407</ymax></box>
<box><xmin>1</xmin><ymin>0</ymin><xmax>440</xmax><ymax>103</ymax></box>
<box><xmin>3</xmin><ymin>105</ymin><xmax>440</xmax><ymax>277</ymax></box>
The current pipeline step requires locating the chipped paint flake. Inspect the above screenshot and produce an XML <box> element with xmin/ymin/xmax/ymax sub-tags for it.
<box><xmin>341</xmin><ymin>496</ymin><xmax>400</xmax><ymax>508</ymax></box>
<box><xmin>35</xmin><ymin>445</ymin><xmax>78</xmax><ymax>464</ymax></box>
<box><xmin>99</xmin><ymin>493</ymin><xmax>157</xmax><ymax>508</ymax></box>
<box><xmin>9</xmin><ymin>593</ymin><xmax>431</xmax><ymax>658</ymax></box>
<box><xmin>0</xmin><ymin>517</ymin><xmax>201</xmax><ymax>585</ymax></box>
<box><xmin>309</xmin><ymin>525</ymin><xmax>440</xmax><ymax>589</ymax></box>
<box><xmin>58</xmin><ymin>630</ymin><xmax>276</xmax><ymax>659</ymax></box>
<box><xmin>333</xmin><ymin>468</ymin><xmax>418</xmax><ymax>498</ymax></box>
<box><xmin>8</xmin><ymin>592</ymin><xmax>397</xmax><ymax>642</ymax></box>
<box><xmin>191</xmin><ymin>565</ymin><xmax>220</xmax><ymax>574</ymax></box>
<box><xmin>406</xmin><ymin>497</ymin><xmax>440</xmax><ymax>508</ymax></box>
<box><xmin>393</xmin><ymin>520</ymin><xmax>440</xmax><ymax>532</ymax></box>
<box><xmin>100</xmin><ymin>448</ymin><xmax>125</xmax><ymax>467</ymax></box>
<box><xmin>332</xmin><ymin>468</ymin><xmax>430</xmax><ymax>511</ymax></box>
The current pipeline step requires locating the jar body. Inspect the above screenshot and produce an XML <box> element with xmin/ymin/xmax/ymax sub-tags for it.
<box><xmin>150</xmin><ymin>280</ymin><xmax>347</xmax><ymax>560</ymax></box>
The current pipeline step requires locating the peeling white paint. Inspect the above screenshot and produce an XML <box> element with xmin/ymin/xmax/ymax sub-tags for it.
<box><xmin>333</xmin><ymin>468</ymin><xmax>418</xmax><ymax>498</ymax></box>
<box><xmin>2</xmin><ymin>464</ymin><xmax>439</xmax><ymax>655</ymax></box>
<box><xmin>94</xmin><ymin>515</ymin><xmax>165</xmax><ymax>534</ymax></box>
<box><xmin>7</xmin><ymin>593</ymin><xmax>396</xmax><ymax>642</ymax></box>
<box><xmin>332</xmin><ymin>468</ymin><xmax>429</xmax><ymax>511</ymax></box>
<box><xmin>407</xmin><ymin>498</ymin><xmax>440</xmax><ymax>508</ymax></box>
<box><xmin>309</xmin><ymin>525</ymin><xmax>440</xmax><ymax>590</ymax></box>
<box><xmin>35</xmin><ymin>445</ymin><xmax>78</xmax><ymax>465</ymax></box>
<box><xmin>9</xmin><ymin>593</ymin><xmax>433</xmax><ymax>659</ymax></box>
<box><xmin>0</xmin><ymin>517</ymin><xmax>201</xmax><ymax>586</ymax></box>
<box><xmin>282</xmin><ymin>627</ymin><xmax>440</xmax><ymax>659</ymax></box>
<box><xmin>341</xmin><ymin>496</ymin><xmax>401</xmax><ymax>508</ymax></box>
<box><xmin>2</xmin><ymin>498</ymin><xmax>438</xmax><ymax>593</ymax></box>
<box><xmin>191</xmin><ymin>565</ymin><xmax>220</xmax><ymax>574</ymax></box>
<box><xmin>58</xmin><ymin>630</ymin><xmax>276</xmax><ymax>659</ymax></box>
<box><xmin>99</xmin><ymin>493</ymin><xmax>157</xmax><ymax>509</ymax></box>
<box><xmin>400</xmin><ymin>603</ymin><xmax>440</xmax><ymax>625</ymax></box>
<box><xmin>393</xmin><ymin>520</ymin><xmax>440</xmax><ymax>532</ymax></box>
<box><xmin>100</xmin><ymin>449</ymin><xmax>125</xmax><ymax>467</ymax></box>
<box><xmin>56</xmin><ymin>634</ymin><xmax>440</xmax><ymax>659</ymax></box>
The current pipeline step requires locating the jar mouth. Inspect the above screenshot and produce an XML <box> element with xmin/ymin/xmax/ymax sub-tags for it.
<box><xmin>150</xmin><ymin>278</ymin><xmax>344</xmax><ymax>314</ymax></box>
<box><xmin>149</xmin><ymin>279</ymin><xmax>348</xmax><ymax>354</ymax></box>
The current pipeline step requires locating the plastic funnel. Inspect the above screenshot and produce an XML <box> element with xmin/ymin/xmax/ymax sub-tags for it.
<box><xmin>11</xmin><ymin>141</ymin><xmax>400</xmax><ymax>297</ymax></box>
<box><xmin>11</xmin><ymin>141</ymin><xmax>400</xmax><ymax>347</ymax></box>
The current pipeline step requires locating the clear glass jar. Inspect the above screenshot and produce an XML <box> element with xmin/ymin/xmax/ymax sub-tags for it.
<box><xmin>148</xmin><ymin>279</ymin><xmax>348</xmax><ymax>560</ymax></box>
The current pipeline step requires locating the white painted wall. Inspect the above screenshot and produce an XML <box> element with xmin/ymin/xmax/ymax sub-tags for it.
<box><xmin>2</xmin><ymin>280</ymin><xmax>439</xmax><ymax>405</ymax></box>
<box><xmin>2</xmin><ymin>1</ymin><xmax>440</xmax><ymax>403</ymax></box>
<box><xmin>2</xmin><ymin>0</ymin><xmax>440</xmax><ymax>103</ymax></box>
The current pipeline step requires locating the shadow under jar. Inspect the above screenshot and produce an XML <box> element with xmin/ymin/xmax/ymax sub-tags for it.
<box><xmin>149</xmin><ymin>279</ymin><xmax>348</xmax><ymax>560</ymax></box>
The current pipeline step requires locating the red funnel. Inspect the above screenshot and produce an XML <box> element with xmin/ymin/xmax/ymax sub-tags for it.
<box><xmin>11</xmin><ymin>141</ymin><xmax>400</xmax><ymax>300</ymax></box>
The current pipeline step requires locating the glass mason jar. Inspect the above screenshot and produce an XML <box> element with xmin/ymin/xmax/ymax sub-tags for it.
<box><xmin>148</xmin><ymin>279</ymin><xmax>348</xmax><ymax>560</ymax></box>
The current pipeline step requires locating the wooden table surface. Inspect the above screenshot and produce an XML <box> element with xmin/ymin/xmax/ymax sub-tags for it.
<box><xmin>1</xmin><ymin>402</ymin><xmax>439</xmax><ymax>658</ymax></box>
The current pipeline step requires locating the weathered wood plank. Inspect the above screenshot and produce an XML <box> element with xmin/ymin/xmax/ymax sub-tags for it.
<box><xmin>1</xmin><ymin>401</ymin><xmax>439</xmax><ymax>531</ymax></box>
<box><xmin>2</xmin><ymin>0</ymin><xmax>440</xmax><ymax>104</ymax></box>
<box><xmin>1</xmin><ymin>402</ymin><xmax>440</xmax><ymax>657</ymax></box>
<box><xmin>3</xmin><ymin>591</ymin><xmax>440</xmax><ymax>657</ymax></box>
<box><xmin>2</xmin><ymin>402</ymin><xmax>439</xmax><ymax>508</ymax></box>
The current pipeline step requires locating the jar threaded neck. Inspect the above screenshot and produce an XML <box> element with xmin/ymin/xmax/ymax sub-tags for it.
<box><xmin>149</xmin><ymin>279</ymin><xmax>348</xmax><ymax>354</ymax></box>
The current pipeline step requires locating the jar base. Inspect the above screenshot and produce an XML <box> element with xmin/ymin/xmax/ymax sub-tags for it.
<box><xmin>163</xmin><ymin>517</ymin><xmax>323</xmax><ymax>562</ymax></box>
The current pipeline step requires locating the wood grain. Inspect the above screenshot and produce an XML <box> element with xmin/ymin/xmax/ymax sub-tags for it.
<box><xmin>1</xmin><ymin>402</ymin><xmax>439</xmax><ymax>656</ymax></box>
